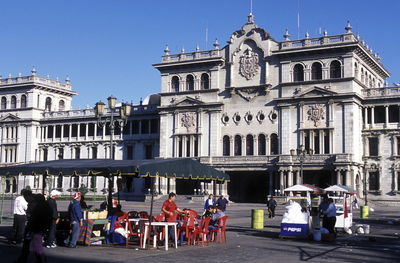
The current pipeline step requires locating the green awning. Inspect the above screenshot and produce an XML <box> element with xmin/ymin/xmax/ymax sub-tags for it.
<box><xmin>0</xmin><ymin>158</ymin><xmax>229</xmax><ymax>182</ymax></box>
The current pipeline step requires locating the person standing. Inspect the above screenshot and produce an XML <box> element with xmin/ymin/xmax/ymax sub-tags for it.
<box><xmin>324</xmin><ymin>198</ymin><xmax>337</xmax><ymax>234</ymax></box>
<box><xmin>10</xmin><ymin>189</ymin><xmax>30</xmax><ymax>245</ymax></box>
<box><xmin>45</xmin><ymin>190</ymin><xmax>61</xmax><ymax>248</ymax></box>
<box><xmin>267</xmin><ymin>196</ymin><xmax>277</xmax><ymax>218</ymax></box>
<box><xmin>161</xmin><ymin>193</ymin><xmax>183</xmax><ymax>240</ymax></box>
<box><xmin>203</xmin><ymin>194</ymin><xmax>215</xmax><ymax>213</ymax></box>
<box><xmin>64</xmin><ymin>192</ymin><xmax>83</xmax><ymax>248</ymax></box>
<box><xmin>216</xmin><ymin>195</ymin><xmax>229</xmax><ymax>212</ymax></box>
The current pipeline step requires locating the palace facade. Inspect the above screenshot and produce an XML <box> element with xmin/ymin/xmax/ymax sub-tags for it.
<box><xmin>1</xmin><ymin>14</ymin><xmax>399</xmax><ymax>203</ymax></box>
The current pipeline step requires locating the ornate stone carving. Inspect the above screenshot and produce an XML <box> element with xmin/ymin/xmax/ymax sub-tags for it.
<box><xmin>307</xmin><ymin>104</ymin><xmax>325</xmax><ymax>127</ymax></box>
<box><xmin>244</xmin><ymin>111</ymin><xmax>253</xmax><ymax>124</ymax></box>
<box><xmin>239</xmin><ymin>48</ymin><xmax>259</xmax><ymax>80</ymax></box>
<box><xmin>180</xmin><ymin>112</ymin><xmax>196</xmax><ymax>131</ymax></box>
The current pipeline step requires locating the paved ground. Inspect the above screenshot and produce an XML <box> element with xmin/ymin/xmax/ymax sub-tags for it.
<box><xmin>0</xmin><ymin>199</ymin><xmax>399</xmax><ymax>263</ymax></box>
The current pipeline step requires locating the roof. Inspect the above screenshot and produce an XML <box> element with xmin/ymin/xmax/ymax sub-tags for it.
<box><xmin>284</xmin><ymin>184</ymin><xmax>325</xmax><ymax>194</ymax></box>
<box><xmin>0</xmin><ymin>158</ymin><xmax>229</xmax><ymax>182</ymax></box>
<box><xmin>324</xmin><ymin>184</ymin><xmax>356</xmax><ymax>194</ymax></box>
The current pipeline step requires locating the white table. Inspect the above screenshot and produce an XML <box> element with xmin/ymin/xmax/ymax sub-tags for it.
<box><xmin>142</xmin><ymin>222</ymin><xmax>178</xmax><ymax>251</ymax></box>
<box><xmin>125</xmin><ymin>218</ymin><xmax>148</xmax><ymax>232</ymax></box>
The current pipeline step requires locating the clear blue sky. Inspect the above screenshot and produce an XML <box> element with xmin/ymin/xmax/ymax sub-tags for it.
<box><xmin>0</xmin><ymin>0</ymin><xmax>399</xmax><ymax>109</ymax></box>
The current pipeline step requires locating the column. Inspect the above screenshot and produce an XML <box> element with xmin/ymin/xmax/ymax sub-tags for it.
<box><xmin>77</xmin><ymin>123</ymin><xmax>80</xmax><ymax>139</ymax></box>
<box><xmin>44</xmin><ymin>126</ymin><xmax>48</xmax><ymax>142</ymax></box>
<box><xmin>364</xmin><ymin>107</ymin><xmax>368</xmax><ymax>129</ymax></box>
<box><xmin>288</xmin><ymin>167</ymin><xmax>293</xmax><ymax>187</ymax></box>
<box><xmin>241</xmin><ymin>137</ymin><xmax>245</xmax><ymax>156</ymax></box>
<box><xmin>68</xmin><ymin>124</ymin><xmax>72</xmax><ymax>141</ymax></box>
<box><xmin>371</xmin><ymin>107</ymin><xmax>375</xmax><ymax>128</ymax></box>
<box><xmin>60</xmin><ymin>125</ymin><xmax>64</xmax><ymax>142</ymax></box>
<box><xmin>102</xmin><ymin>124</ymin><xmax>105</xmax><ymax>139</ymax></box>
<box><xmin>385</xmin><ymin>105</ymin><xmax>389</xmax><ymax>128</ymax></box>
<box><xmin>329</xmin><ymin>130</ymin><xmax>334</xmax><ymax>154</ymax></box>
<box><xmin>320</xmin><ymin>130</ymin><xmax>324</xmax><ymax>154</ymax></box>
<box><xmin>299</xmin><ymin>102</ymin><xmax>304</xmax><ymax>129</ymax></box>
<box><xmin>279</xmin><ymin>170</ymin><xmax>284</xmax><ymax>193</ymax></box>
<box><xmin>52</xmin><ymin>125</ymin><xmax>55</xmax><ymax>141</ymax></box>
<box><xmin>345</xmin><ymin>169</ymin><xmax>351</xmax><ymax>186</ymax></box>
<box><xmin>336</xmin><ymin>170</ymin><xmax>341</xmax><ymax>185</ymax></box>
<box><xmin>268</xmin><ymin>171</ymin><xmax>273</xmax><ymax>196</ymax></box>
<box><xmin>85</xmin><ymin>123</ymin><xmax>89</xmax><ymax>141</ymax></box>
<box><xmin>265</xmin><ymin>135</ymin><xmax>270</xmax><ymax>155</ymax></box>
<box><xmin>94</xmin><ymin>123</ymin><xmax>97</xmax><ymax>140</ymax></box>
<box><xmin>310</xmin><ymin>130</ymin><xmax>314</xmax><ymax>151</ymax></box>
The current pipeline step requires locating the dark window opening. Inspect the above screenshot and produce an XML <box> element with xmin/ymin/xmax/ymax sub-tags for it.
<box><xmin>55</xmin><ymin>125</ymin><xmax>62</xmax><ymax>138</ymax></box>
<box><xmin>234</xmin><ymin>135</ymin><xmax>242</xmax><ymax>156</ymax></box>
<box><xmin>132</xmin><ymin>120</ymin><xmax>140</xmax><ymax>134</ymax></box>
<box><xmin>127</xmin><ymin>145</ymin><xmax>133</xmax><ymax>160</ymax></box>
<box><xmin>45</xmin><ymin>97</ymin><xmax>52</xmax><ymax>111</ymax></box>
<box><xmin>79</xmin><ymin>124</ymin><xmax>86</xmax><ymax>137</ymax></box>
<box><xmin>246</xmin><ymin>135</ymin><xmax>254</xmax><ymax>156</ymax></box>
<box><xmin>88</xmin><ymin>123</ymin><xmax>95</xmax><ymax>136</ymax></box>
<box><xmin>57</xmin><ymin>175</ymin><xmax>63</xmax><ymax>189</ymax></box>
<box><xmin>63</xmin><ymin>125</ymin><xmax>70</xmax><ymax>138</ymax></box>
<box><xmin>369</xmin><ymin>137</ymin><xmax>379</xmax><ymax>156</ymax></box>
<box><xmin>186</xmin><ymin>136</ymin><xmax>190</xmax><ymax>157</ymax></box>
<box><xmin>47</xmin><ymin>126</ymin><xmax>54</xmax><ymax>138</ymax></box>
<box><xmin>123</xmin><ymin>121</ymin><xmax>131</xmax><ymax>135</ymax></box>
<box><xmin>194</xmin><ymin>136</ymin><xmax>198</xmax><ymax>157</ymax></box>
<box><xmin>43</xmin><ymin>149</ymin><xmax>48</xmax><ymax>161</ymax></box>
<box><xmin>270</xmin><ymin>133</ymin><xmax>279</xmax><ymax>155</ymax></box>
<box><xmin>92</xmin><ymin>147</ymin><xmax>97</xmax><ymax>159</ymax></box>
<box><xmin>145</xmin><ymin>145</ymin><xmax>153</xmax><ymax>159</ymax></box>
<box><xmin>58</xmin><ymin>148</ymin><xmax>64</xmax><ymax>159</ymax></box>
<box><xmin>389</xmin><ymin>105</ymin><xmax>399</xmax><ymax>123</ymax></box>
<box><xmin>11</xmin><ymin>96</ymin><xmax>17</xmax><ymax>109</ymax></box>
<box><xmin>223</xmin><ymin>135</ymin><xmax>230</xmax><ymax>156</ymax></box>
<box><xmin>178</xmin><ymin>139</ymin><xmax>183</xmax><ymax>157</ymax></box>
<box><xmin>186</xmin><ymin>75</ymin><xmax>194</xmax><ymax>91</ymax></box>
<box><xmin>150</xmin><ymin>119</ymin><xmax>159</xmax><ymax>134</ymax></box>
<box><xmin>374</xmin><ymin>106</ymin><xmax>385</xmax><ymax>124</ymax></box>
<box><xmin>141</xmin><ymin>120</ymin><xmax>149</xmax><ymax>134</ymax></box>
<box><xmin>72</xmin><ymin>124</ymin><xmax>78</xmax><ymax>137</ymax></box>
<box><xmin>293</xmin><ymin>64</ymin><xmax>304</xmax><ymax>82</ymax></box>
<box><xmin>368</xmin><ymin>172</ymin><xmax>380</xmax><ymax>191</ymax></box>
<box><xmin>75</xmin><ymin>147</ymin><xmax>81</xmax><ymax>159</ymax></box>
<box><xmin>330</xmin><ymin>60</ymin><xmax>341</xmax><ymax>79</ymax></box>
<box><xmin>258</xmin><ymin>134</ymin><xmax>266</xmax><ymax>155</ymax></box>
<box><xmin>1</xmin><ymin>97</ymin><xmax>7</xmax><ymax>109</ymax></box>
<box><xmin>171</xmin><ymin>76</ymin><xmax>179</xmax><ymax>92</ymax></box>
<box><xmin>201</xmin><ymin>73</ymin><xmax>210</xmax><ymax>89</ymax></box>
<box><xmin>314</xmin><ymin>132</ymin><xmax>320</xmax><ymax>154</ymax></box>
<box><xmin>324</xmin><ymin>132</ymin><xmax>330</xmax><ymax>154</ymax></box>
<box><xmin>311</xmin><ymin>62</ymin><xmax>322</xmax><ymax>80</ymax></box>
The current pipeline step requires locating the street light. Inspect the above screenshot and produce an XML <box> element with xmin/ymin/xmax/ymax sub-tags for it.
<box><xmin>94</xmin><ymin>96</ymin><xmax>131</xmax><ymax>214</ymax></box>
<box><xmin>363</xmin><ymin>159</ymin><xmax>368</xmax><ymax>206</ymax></box>
<box><xmin>290</xmin><ymin>145</ymin><xmax>314</xmax><ymax>185</ymax></box>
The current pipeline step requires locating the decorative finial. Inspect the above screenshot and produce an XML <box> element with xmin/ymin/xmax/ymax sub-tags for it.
<box><xmin>345</xmin><ymin>20</ymin><xmax>352</xmax><ymax>33</ymax></box>
<box><xmin>305</xmin><ymin>32</ymin><xmax>309</xmax><ymax>39</ymax></box>
<box><xmin>283</xmin><ymin>29</ymin><xmax>290</xmax><ymax>41</ymax></box>
<box><xmin>196</xmin><ymin>44</ymin><xmax>200</xmax><ymax>52</ymax></box>
<box><xmin>164</xmin><ymin>44</ymin><xmax>170</xmax><ymax>55</ymax></box>
<box><xmin>65</xmin><ymin>75</ymin><xmax>70</xmax><ymax>83</ymax></box>
<box><xmin>323</xmin><ymin>29</ymin><xmax>328</xmax><ymax>37</ymax></box>
<box><xmin>213</xmin><ymin>38</ymin><xmax>219</xmax><ymax>49</ymax></box>
<box><xmin>31</xmin><ymin>66</ymin><xmax>37</xmax><ymax>76</ymax></box>
<box><xmin>247</xmin><ymin>13</ymin><xmax>254</xmax><ymax>24</ymax></box>
<box><xmin>181</xmin><ymin>47</ymin><xmax>185</xmax><ymax>54</ymax></box>
<box><xmin>356</xmin><ymin>33</ymin><xmax>360</xmax><ymax>40</ymax></box>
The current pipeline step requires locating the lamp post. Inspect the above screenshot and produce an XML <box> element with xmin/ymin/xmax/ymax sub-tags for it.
<box><xmin>94</xmin><ymin>96</ymin><xmax>131</xmax><ymax>213</ymax></box>
<box><xmin>290</xmin><ymin>145</ymin><xmax>314</xmax><ymax>185</ymax></box>
<box><xmin>363</xmin><ymin>159</ymin><xmax>368</xmax><ymax>206</ymax></box>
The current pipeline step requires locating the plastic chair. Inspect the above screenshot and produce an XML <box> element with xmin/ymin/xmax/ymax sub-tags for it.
<box><xmin>193</xmin><ymin>217</ymin><xmax>211</xmax><ymax>246</ymax></box>
<box><xmin>139</xmin><ymin>211</ymin><xmax>149</xmax><ymax>219</ymax></box>
<box><xmin>178</xmin><ymin>211</ymin><xmax>197</xmax><ymax>245</ymax></box>
<box><xmin>209</xmin><ymin>216</ymin><xmax>228</xmax><ymax>243</ymax></box>
<box><xmin>106</xmin><ymin>216</ymin><xmax>126</xmax><ymax>245</ymax></box>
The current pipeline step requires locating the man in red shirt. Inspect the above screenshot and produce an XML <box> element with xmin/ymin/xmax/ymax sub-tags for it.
<box><xmin>162</xmin><ymin>193</ymin><xmax>183</xmax><ymax>240</ymax></box>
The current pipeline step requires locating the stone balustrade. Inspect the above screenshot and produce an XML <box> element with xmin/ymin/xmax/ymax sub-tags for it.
<box><xmin>161</xmin><ymin>49</ymin><xmax>221</xmax><ymax>63</ymax></box>
<box><xmin>0</xmin><ymin>75</ymin><xmax>71</xmax><ymax>90</ymax></box>
<box><xmin>362</xmin><ymin>87</ymin><xmax>400</xmax><ymax>98</ymax></box>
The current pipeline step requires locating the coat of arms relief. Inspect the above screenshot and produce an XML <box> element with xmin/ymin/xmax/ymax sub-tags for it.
<box><xmin>239</xmin><ymin>47</ymin><xmax>259</xmax><ymax>80</ymax></box>
<box><xmin>307</xmin><ymin>104</ymin><xmax>325</xmax><ymax>127</ymax></box>
<box><xmin>180</xmin><ymin>112</ymin><xmax>196</xmax><ymax>132</ymax></box>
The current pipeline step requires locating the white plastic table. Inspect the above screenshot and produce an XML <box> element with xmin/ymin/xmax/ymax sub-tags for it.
<box><xmin>142</xmin><ymin>222</ymin><xmax>178</xmax><ymax>251</ymax></box>
<box><xmin>125</xmin><ymin>218</ymin><xmax>148</xmax><ymax>232</ymax></box>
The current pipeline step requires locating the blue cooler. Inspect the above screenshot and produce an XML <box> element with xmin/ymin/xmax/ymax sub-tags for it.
<box><xmin>280</xmin><ymin>223</ymin><xmax>309</xmax><ymax>237</ymax></box>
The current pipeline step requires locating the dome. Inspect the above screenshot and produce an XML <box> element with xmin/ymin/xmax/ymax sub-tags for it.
<box><xmin>142</xmin><ymin>93</ymin><xmax>161</xmax><ymax>105</ymax></box>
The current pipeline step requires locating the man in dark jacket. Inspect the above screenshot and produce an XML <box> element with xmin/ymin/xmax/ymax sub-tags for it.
<box><xmin>64</xmin><ymin>192</ymin><xmax>83</xmax><ymax>248</ymax></box>
<box><xmin>267</xmin><ymin>196</ymin><xmax>277</xmax><ymax>218</ymax></box>
<box><xmin>45</xmin><ymin>190</ymin><xmax>61</xmax><ymax>248</ymax></box>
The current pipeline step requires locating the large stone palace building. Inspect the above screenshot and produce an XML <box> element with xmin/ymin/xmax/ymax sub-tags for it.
<box><xmin>1</xmin><ymin>14</ymin><xmax>399</xmax><ymax>203</ymax></box>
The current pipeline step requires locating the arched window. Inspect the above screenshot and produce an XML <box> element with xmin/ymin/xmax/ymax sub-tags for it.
<box><xmin>234</xmin><ymin>135</ymin><xmax>242</xmax><ymax>156</ymax></box>
<box><xmin>186</xmin><ymin>75</ymin><xmax>194</xmax><ymax>91</ymax></box>
<box><xmin>330</xmin><ymin>60</ymin><xmax>341</xmax><ymax>78</ymax></box>
<box><xmin>223</xmin><ymin>135</ymin><xmax>230</xmax><ymax>156</ymax></box>
<box><xmin>11</xmin><ymin>96</ymin><xmax>16</xmax><ymax>109</ymax></box>
<box><xmin>354</xmin><ymin>63</ymin><xmax>358</xmax><ymax>79</ymax></box>
<box><xmin>361</xmin><ymin>68</ymin><xmax>364</xmax><ymax>83</ymax></box>
<box><xmin>200</xmin><ymin>73</ymin><xmax>210</xmax><ymax>89</ymax></box>
<box><xmin>171</xmin><ymin>76</ymin><xmax>180</xmax><ymax>92</ymax></box>
<box><xmin>372</xmin><ymin>78</ymin><xmax>376</xmax><ymax>88</ymax></box>
<box><xmin>270</xmin><ymin>133</ymin><xmax>279</xmax><ymax>155</ymax></box>
<box><xmin>369</xmin><ymin>76</ymin><xmax>372</xmax><ymax>88</ymax></box>
<box><xmin>1</xmin><ymin>97</ymin><xmax>7</xmax><ymax>110</ymax></box>
<box><xmin>293</xmin><ymin>64</ymin><xmax>304</xmax><ymax>82</ymax></box>
<box><xmin>45</xmin><ymin>97</ymin><xmax>52</xmax><ymax>111</ymax></box>
<box><xmin>258</xmin><ymin>134</ymin><xmax>266</xmax><ymax>155</ymax></box>
<box><xmin>59</xmin><ymin>100</ymin><xmax>65</xmax><ymax>111</ymax></box>
<box><xmin>21</xmin><ymin>95</ymin><xmax>27</xmax><ymax>108</ymax></box>
<box><xmin>311</xmin><ymin>62</ymin><xmax>322</xmax><ymax>80</ymax></box>
<box><xmin>246</xmin><ymin>135</ymin><xmax>254</xmax><ymax>156</ymax></box>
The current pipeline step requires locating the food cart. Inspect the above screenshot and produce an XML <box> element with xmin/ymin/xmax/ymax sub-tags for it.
<box><xmin>281</xmin><ymin>184</ymin><xmax>325</xmax><ymax>238</ymax></box>
<box><xmin>324</xmin><ymin>184</ymin><xmax>356</xmax><ymax>229</ymax></box>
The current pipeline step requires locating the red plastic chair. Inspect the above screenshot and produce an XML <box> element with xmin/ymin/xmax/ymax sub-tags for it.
<box><xmin>209</xmin><ymin>216</ymin><xmax>228</xmax><ymax>243</ymax></box>
<box><xmin>193</xmin><ymin>217</ymin><xmax>211</xmax><ymax>246</ymax></box>
<box><xmin>178</xmin><ymin>211</ymin><xmax>197</xmax><ymax>245</ymax></box>
<box><xmin>139</xmin><ymin>211</ymin><xmax>149</xmax><ymax>219</ymax></box>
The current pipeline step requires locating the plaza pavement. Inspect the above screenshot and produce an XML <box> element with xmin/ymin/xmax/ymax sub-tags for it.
<box><xmin>0</xmin><ymin>199</ymin><xmax>399</xmax><ymax>263</ymax></box>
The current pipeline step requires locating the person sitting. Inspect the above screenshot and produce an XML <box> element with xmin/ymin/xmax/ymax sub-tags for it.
<box><xmin>208</xmin><ymin>206</ymin><xmax>225</xmax><ymax>230</ymax></box>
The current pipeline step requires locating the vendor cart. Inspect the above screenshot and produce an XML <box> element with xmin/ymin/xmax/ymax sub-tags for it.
<box><xmin>324</xmin><ymin>184</ymin><xmax>356</xmax><ymax>229</ymax></box>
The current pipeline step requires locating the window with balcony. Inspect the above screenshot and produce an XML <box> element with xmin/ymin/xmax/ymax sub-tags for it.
<box><xmin>293</xmin><ymin>64</ymin><xmax>304</xmax><ymax>82</ymax></box>
<box><xmin>368</xmin><ymin>137</ymin><xmax>379</xmax><ymax>156</ymax></box>
<box><xmin>45</xmin><ymin>97</ymin><xmax>52</xmax><ymax>111</ymax></box>
<box><xmin>21</xmin><ymin>95</ymin><xmax>27</xmax><ymax>108</ymax></box>
<box><xmin>171</xmin><ymin>76</ymin><xmax>180</xmax><ymax>92</ymax></box>
<box><xmin>186</xmin><ymin>75</ymin><xmax>194</xmax><ymax>91</ymax></box>
<box><xmin>270</xmin><ymin>133</ymin><xmax>279</xmax><ymax>155</ymax></box>
<box><xmin>1</xmin><ymin>97</ymin><xmax>6</xmax><ymax>109</ymax></box>
<box><xmin>330</xmin><ymin>60</ymin><xmax>341</xmax><ymax>78</ymax></box>
<box><xmin>223</xmin><ymin>135</ymin><xmax>230</xmax><ymax>156</ymax></box>
<box><xmin>201</xmin><ymin>73</ymin><xmax>210</xmax><ymax>89</ymax></box>
<box><xmin>234</xmin><ymin>135</ymin><xmax>242</xmax><ymax>156</ymax></box>
<box><xmin>258</xmin><ymin>134</ymin><xmax>266</xmax><ymax>155</ymax></box>
<box><xmin>311</xmin><ymin>62</ymin><xmax>322</xmax><ymax>80</ymax></box>
<box><xmin>11</xmin><ymin>96</ymin><xmax>16</xmax><ymax>109</ymax></box>
<box><xmin>246</xmin><ymin>134</ymin><xmax>254</xmax><ymax>156</ymax></box>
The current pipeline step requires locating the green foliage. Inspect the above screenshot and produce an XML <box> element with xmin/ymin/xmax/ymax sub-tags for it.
<box><xmin>79</xmin><ymin>184</ymin><xmax>89</xmax><ymax>196</ymax></box>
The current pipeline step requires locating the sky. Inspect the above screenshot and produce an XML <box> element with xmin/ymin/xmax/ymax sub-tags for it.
<box><xmin>0</xmin><ymin>0</ymin><xmax>399</xmax><ymax>109</ymax></box>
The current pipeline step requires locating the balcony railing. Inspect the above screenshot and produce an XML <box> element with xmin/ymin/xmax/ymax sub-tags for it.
<box><xmin>161</xmin><ymin>49</ymin><xmax>221</xmax><ymax>63</ymax></box>
<box><xmin>362</xmin><ymin>87</ymin><xmax>400</xmax><ymax>98</ymax></box>
<box><xmin>0</xmin><ymin>75</ymin><xmax>72</xmax><ymax>90</ymax></box>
